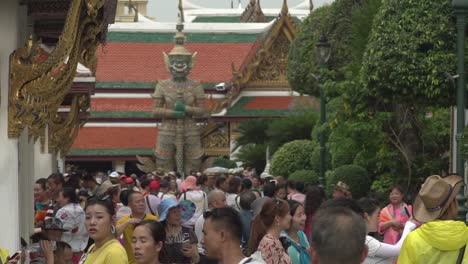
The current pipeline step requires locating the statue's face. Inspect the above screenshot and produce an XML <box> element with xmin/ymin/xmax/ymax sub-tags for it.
<box><xmin>169</xmin><ymin>55</ymin><xmax>192</xmax><ymax>79</ymax></box>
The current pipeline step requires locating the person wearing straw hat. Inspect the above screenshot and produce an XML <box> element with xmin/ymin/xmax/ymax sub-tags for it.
<box><xmin>332</xmin><ymin>181</ymin><xmax>352</xmax><ymax>199</ymax></box>
<box><xmin>398</xmin><ymin>175</ymin><xmax>468</xmax><ymax>264</ymax></box>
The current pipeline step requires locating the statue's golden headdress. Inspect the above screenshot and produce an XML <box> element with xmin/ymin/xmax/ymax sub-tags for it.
<box><xmin>163</xmin><ymin>0</ymin><xmax>197</xmax><ymax>70</ymax></box>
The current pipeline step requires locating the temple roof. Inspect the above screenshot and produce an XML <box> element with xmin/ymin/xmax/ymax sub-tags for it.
<box><xmin>69</xmin><ymin>127</ymin><xmax>157</xmax><ymax>158</ymax></box>
<box><xmin>68</xmin><ymin>1</ymin><xmax>316</xmax><ymax>159</ymax></box>
<box><xmin>96</xmin><ymin>40</ymin><xmax>256</xmax><ymax>84</ymax></box>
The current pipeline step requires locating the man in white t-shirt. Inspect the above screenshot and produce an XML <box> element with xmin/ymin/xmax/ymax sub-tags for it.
<box><xmin>201</xmin><ymin>207</ymin><xmax>265</xmax><ymax>264</ymax></box>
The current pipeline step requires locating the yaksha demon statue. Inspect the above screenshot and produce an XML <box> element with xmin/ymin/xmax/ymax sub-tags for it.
<box><xmin>152</xmin><ymin>19</ymin><xmax>207</xmax><ymax>177</ymax></box>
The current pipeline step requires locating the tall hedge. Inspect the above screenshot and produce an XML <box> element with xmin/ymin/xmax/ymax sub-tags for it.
<box><xmin>288</xmin><ymin>0</ymin><xmax>360</xmax><ymax>97</ymax></box>
<box><xmin>289</xmin><ymin>170</ymin><xmax>319</xmax><ymax>185</ymax></box>
<box><xmin>270</xmin><ymin>140</ymin><xmax>315</xmax><ymax>178</ymax></box>
<box><xmin>361</xmin><ymin>0</ymin><xmax>456</xmax><ymax>107</ymax></box>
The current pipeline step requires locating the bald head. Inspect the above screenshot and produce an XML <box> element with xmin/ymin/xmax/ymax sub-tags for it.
<box><xmin>208</xmin><ymin>190</ymin><xmax>226</xmax><ymax>209</ymax></box>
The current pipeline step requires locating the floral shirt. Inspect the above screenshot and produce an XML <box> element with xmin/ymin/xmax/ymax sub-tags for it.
<box><xmin>258</xmin><ymin>233</ymin><xmax>292</xmax><ymax>264</ymax></box>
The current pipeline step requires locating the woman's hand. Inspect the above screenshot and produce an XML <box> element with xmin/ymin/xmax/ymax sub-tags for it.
<box><xmin>391</xmin><ymin>220</ymin><xmax>404</xmax><ymax>230</ymax></box>
<box><xmin>40</xmin><ymin>240</ymin><xmax>54</xmax><ymax>263</ymax></box>
<box><xmin>182</xmin><ymin>244</ymin><xmax>199</xmax><ymax>262</ymax></box>
<box><xmin>6</xmin><ymin>253</ymin><xmax>21</xmax><ymax>264</ymax></box>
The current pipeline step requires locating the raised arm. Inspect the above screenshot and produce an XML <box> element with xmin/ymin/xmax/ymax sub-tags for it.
<box><xmin>372</xmin><ymin>221</ymin><xmax>417</xmax><ymax>258</ymax></box>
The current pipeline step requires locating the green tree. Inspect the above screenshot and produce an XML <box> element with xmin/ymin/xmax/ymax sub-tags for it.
<box><xmin>288</xmin><ymin>0</ymin><xmax>361</xmax><ymax>97</ymax></box>
<box><xmin>233</xmin><ymin>144</ymin><xmax>267</xmax><ymax>174</ymax></box>
<box><xmin>288</xmin><ymin>0</ymin><xmax>451</xmax><ymax>197</ymax></box>
<box><xmin>289</xmin><ymin>170</ymin><xmax>319</xmax><ymax>185</ymax></box>
<box><xmin>212</xmin><ymin>157</ymin><xmax>238</xmax><ymax>169</ymax></box>
<box><xmin>361</xmin><ymin>0</ymin><xmax>456</xmax><ymax>107</ymax></box>
<box><xmin>233</xmin><ymin>111</ymin><xmax>317</xmax><ymax>172</ymax></box>
<box><xmin>234</xmin><ymin>119</ymin><xmax>270</xmax><ymax>149</ymax></box>
<box><xmin>267</xmin><ymin>111</ymin><xmax>318</xmax><ymax>152</ymax></box>
<box><xmin>270</xmin><ymin>140</ymin><xmax>315</xmax><ymax>178</ymax></box>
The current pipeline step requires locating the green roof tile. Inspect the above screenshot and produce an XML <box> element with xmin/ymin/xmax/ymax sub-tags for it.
<box><xmin>90</xmin><ymin>111</ymin><xmax>152</xmax><ymax>118</ymax></box>
<box><xmin>96</xmin><ymin>82</ymin><xmax>217</xmax><ymax>90</ymax></box>
<box><xmin>191</xmin><ymin>16</ymin><xmax>277</xmax><ymax>23</ymax></box>
<box><xmin>226</xmin><ymin>96</ymin><xmax>291</xmax><ymax>116</ymax></box>
<box><xmin>68</xmin><ymin>148</ymin><xmax>153</xmax><ymax>156</ymax></box>
<box><xmin>106</xmin><ymin>32</ymin><xmax>259</xmax><ymax>43</ymax></box>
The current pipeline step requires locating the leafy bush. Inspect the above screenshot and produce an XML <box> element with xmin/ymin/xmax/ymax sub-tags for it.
<box><xmin>270</xmin><ymin>140</ymin><xmax>315</xmax><ymax>178</ymax></box>
<box><xmin>361</xmin><ymin>0</ymin><xmax>456</xmax><ymax>107</ymax></box>
<box><xmin>289</xmin><ymin>170</ymin><xmax>319</xmax><ymax>185</ymax></box>
<box><xmin>288</xmin><ymin>0</ymin><xmax>361</xmax><ymax>97</ymax></box>
<box><xmin>212</xmin><ymin>157</ymin><xmax>238</xmax><ymax>169</ymax></box>
<box><xmin>328</xmin><ymin>164</ymin><xmax>370</xmax><ymax>199</ymax></box>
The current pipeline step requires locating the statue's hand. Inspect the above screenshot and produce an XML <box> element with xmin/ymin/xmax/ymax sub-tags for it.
<box><xmin>175</xmin><ymin>101</ymin><xmax>186</xmax><ymax>112</ymax></box>
<box><xmin>173</xmin><ymin>111</ymin><xmax>185</xmax><ymax>119</ymax></box>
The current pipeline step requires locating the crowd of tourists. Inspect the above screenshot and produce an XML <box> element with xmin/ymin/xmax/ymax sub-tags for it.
<box><xmin>1</xmin><ymin>168</ymin><xmax>467</xmax><ymax>264</ymax></box>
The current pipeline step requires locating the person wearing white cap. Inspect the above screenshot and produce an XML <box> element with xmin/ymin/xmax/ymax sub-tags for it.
<box><xmin>109</xmin><ymin>171</ymin><xmax>120</xmax><ymax>184</ymax></box>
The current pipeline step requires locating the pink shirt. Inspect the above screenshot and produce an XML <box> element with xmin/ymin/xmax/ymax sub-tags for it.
<box><xmin>378</xmin><ymin>204</ymin><xmax>412</xmax><ymax>245</ymax></box>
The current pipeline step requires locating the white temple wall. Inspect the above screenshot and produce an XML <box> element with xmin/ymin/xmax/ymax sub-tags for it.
<box><xmin>0</xmin><ymin>0</ymin><xmax>22</xmax><ymax>252</ymax></box>
<box><xmin>33</xmin><ymin>129</ymin><xmax>55</xmax><ymax>180</ymax></box>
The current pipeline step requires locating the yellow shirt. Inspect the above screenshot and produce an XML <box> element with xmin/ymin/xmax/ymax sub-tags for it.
<box><xmin>83</xmin><ymin>239</ymin><xmax>128</xmax><ymax>264</ymax></box>
<box><xmin>117</xmin><ymin>214</ymin><xmax>158</xmax><ymax>264</ymax></box>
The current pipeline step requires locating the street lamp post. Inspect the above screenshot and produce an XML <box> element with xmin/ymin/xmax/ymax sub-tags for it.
<box><xmin>316</xmin><ymin>34</ymin><xmax>331</xmax><ymax>187</ymax></box>
<box><xmin>452</xmin><ymin>0</ymin><xmax>468</xmax><ymax>223</ymax></box>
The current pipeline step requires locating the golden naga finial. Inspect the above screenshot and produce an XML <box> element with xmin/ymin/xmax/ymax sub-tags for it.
<box><xmin>281</xmin><ymin>0</ymin><xmax>289</xmax><ymax>15</ymax></box>
<box><xmin>178</xmin><ymin>0</ymin><xmax>185</xmax><ymax>23</ymax></box>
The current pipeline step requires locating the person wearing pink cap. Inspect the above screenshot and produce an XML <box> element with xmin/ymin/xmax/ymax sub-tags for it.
<box><xmin>178</xmin><ymin>176</ymin><xmax>207</xmax><ymax>228</ymax></box>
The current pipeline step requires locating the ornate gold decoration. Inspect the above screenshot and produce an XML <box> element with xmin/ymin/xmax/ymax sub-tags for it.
<box><xmin>241</xmin><ymin>0</ymin><xmax>267</xmax><ymax>23</ymax></box>
<box><xmin>202</xmin><ymin>123</ymin><xmax>230</xmax><ymax>157</ymax></box>
<box><xmin>249</xmin><ymin>32</ymin><xmax>289</xmax><ymax>84</ymax></box>
<box><xmin>8</xmin><ymin>0</ymin><xmax>106</xmax><ymax>149</ymax></box>
<box><xmin>48</xmin><ymin>95</ymin><xmax>90</xmax><ymax>156</ymax></box>
<box><xmin>211</xmin><ymin>0</ymin><xmax>297</xmax><ymax>113</ymax></box>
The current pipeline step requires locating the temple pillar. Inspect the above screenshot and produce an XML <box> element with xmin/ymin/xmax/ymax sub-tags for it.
<box><xmin>113</xmin><ymin>160</ymin><xmax>126</xmax><ymax>173</ymax></box>
<box><xmin>33</xmin><ymin>129</ymin><xmax>55</xmax><ymax>180</ymax></box>
<box><xmin>0</xmin><ymin>0</ymin><xmax>27</xmax><ymax>253</ymax></box>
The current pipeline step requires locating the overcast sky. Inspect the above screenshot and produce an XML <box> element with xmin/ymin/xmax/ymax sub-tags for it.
<box><xmin>147</xmin><ymin>0</ymin><xmax>335</xmax><ymax>22</ymax></box>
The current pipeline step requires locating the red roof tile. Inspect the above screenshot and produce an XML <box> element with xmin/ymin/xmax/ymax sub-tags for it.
<box><xmin>244</xmin><ymin>96</ymin><xmax>293</xmax><ymax>110</ymax></box>
<box><xmin>72</xmin><ymin>127</ymin><xmax>158</xmax><ymax>149</ymax></box>
<box><xmin>96</xmin><ymin>43</ymin><xmax>255</xmax><ymax>83</ymax></box>
<box><xmin>90</xmin><ymin>97</ymin><xmax>221</xmax><ymax>112</ymax></box>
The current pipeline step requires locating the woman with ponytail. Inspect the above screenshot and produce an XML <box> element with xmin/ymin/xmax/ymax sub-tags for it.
<box><xmin>248</xmin><ymin>198</ymin><xmax>292</xmax><ymax>264</ymax></box>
